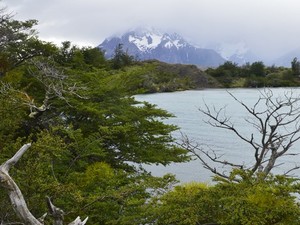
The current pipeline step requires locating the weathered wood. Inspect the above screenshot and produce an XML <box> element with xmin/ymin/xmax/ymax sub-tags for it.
<box><xmin>0</xmin><ymin>143</ymin><xmax>88</xmax><ymax>225</ymax></box>
<box><xmin>47</xmin><ymin>197</ymin><xmax>64</xmax><ymax>225</ymax></box>
<box><xmin>0</xmin><ymin>143</ymin><xmax>42</xmax><ymax>225</ymax></box>
<box><xmin>68</xmin><ymin>216</ymin><xmax>88</xmax><ymax>225</ymax></box>
<box><xmin>46</xmin><ymin>197</ymin><xmax>88</xmax><ymax>225</ymax></box>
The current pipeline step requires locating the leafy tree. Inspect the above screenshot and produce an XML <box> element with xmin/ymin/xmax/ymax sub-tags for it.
<box><xmin>0</xmin><ymin>58</ymin><xmax>188</xmax><ymax>224</ymax></box>
<box><xmin>249</xmin><ymin>61</ymin><xmax>265</xmax><ymax>77</ymax></box>
<box><xmin>206</xmin><ymin>61</ymin><xmax>242</xmax><ymax>87</ymax></box>
<box><xmin>81</xmin><ymin>47</ymin><xmax>106</xmax><ymax>68</ymax></box>
<box><xmin>0</xmin><ymin>9</ymin><xmax>188</xmax><ymax>222</ymax></box>
<box><xmin>111</xmin><ymin>43</ymin><xmax>134</xmax><ymax>69</ymax></box>
<box><xmin>53</xmin><ymin>42</ymin><xmax>107</xmax><ymax>70</ymax></box>
<box><xmin>291</xmin><ymin>57</ymin><xmax>300</xmax><ymax>76</ymax></box>
<box><xmin>0</xmin><ymin>8</ymin><xmax>56</xmax><ymax>74</ymax></box>
<box><xmin>219</xmin><ymin>61</ymin><xmax>239</xmax><ymax>72</ymax></box>
<box><xmin>53</xmin><ymin>41</ymin><xmax>77</xmax><ymax>66</ymax></box>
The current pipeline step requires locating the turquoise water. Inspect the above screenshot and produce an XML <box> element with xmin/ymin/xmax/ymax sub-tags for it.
<box><xmin>135</xmin><ymin>88</ymin><xmax>300</xmax><ymax>183</ymax></box>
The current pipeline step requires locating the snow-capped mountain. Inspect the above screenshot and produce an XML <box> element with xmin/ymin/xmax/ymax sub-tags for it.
<box><xmin>98</xmin><ymin>28</ymin><xmax>225</xmax><ymax>67</ymax></box>
<box><xmin>212</xmin><ymin>42</ymin><xmax>258</xmax><ymax>65</ymax></box>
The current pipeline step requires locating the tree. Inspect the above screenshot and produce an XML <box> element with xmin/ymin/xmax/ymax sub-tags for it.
<box><xmin>291</xmin><ymin>57</ymin><xmax>300</xmax><ymax>76</ymax></box>
<box><xmin>0</xmin><ymin>61</ymin><xmax>187</xmax><ymax>224</ymax></box>
<box><xmin>0</xmin><ymin>9</ymin><xmax>56</xmax><ymax>74</ymax></box>
<box><xmin>181</xmin><ymin>89</ymin><xmax>300</xmax><ymax>181</ymax></box>
<box><xmin>0</xmin><ymin>43</ymin><xmax>188</xmax><ymax>224</ymax></box>
<box><xmin>111</xmin><ymin>43</ymin><xmax>134</xmax><ymax>69</ymax></box>
<box><xmin>250</xmin><ymin>61</ymin><xmax>265</xmax><ymax>77</ymax></box>
<box><xmin>205</xmin><ymin>61</ymin><xmax>242</xmax><ymax>88</ymax></box>
<box><xmin>81</xmin><ymin>47</ymin><xmax>106</xmax><ymax>68</ymax></box>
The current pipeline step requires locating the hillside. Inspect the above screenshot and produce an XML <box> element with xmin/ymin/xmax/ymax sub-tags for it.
<box><xmin>107</xmin><ymin>60</ymin><xmax>221</xmax><ymax>94</ymax></box>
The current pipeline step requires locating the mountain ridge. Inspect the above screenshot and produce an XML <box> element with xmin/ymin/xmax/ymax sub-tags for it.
<box><xmin>98</xmin><ymin>27</ymin><xmax>300</xmax><ymax>68</ymax></box>
<box><xmin>98</xmin><ymin>28</ymin><xmax>226</xmax><ymax>67</ymax></box>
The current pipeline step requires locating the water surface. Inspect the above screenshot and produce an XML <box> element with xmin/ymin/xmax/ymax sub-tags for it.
<box><xmin>135</xmin><ymin>88</ymin><xmax>300</xmax><ymax>183</ymax></box>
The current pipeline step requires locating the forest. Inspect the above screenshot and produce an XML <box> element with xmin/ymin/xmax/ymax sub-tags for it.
<box><xmin>2</xmin><ymin>5</ymin><xmax>300</xmax><ymax>225</ymax></box>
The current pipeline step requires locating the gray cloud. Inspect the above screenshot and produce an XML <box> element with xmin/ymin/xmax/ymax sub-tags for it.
<box><xmin>2</xmin><ymin>0</ymin><xmax>300</xmax><ymax>60</ymax></box>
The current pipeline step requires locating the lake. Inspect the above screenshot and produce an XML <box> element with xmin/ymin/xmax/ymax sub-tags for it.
<box><xmin>135</xmin><ymin>88</ymin><xmax>300</xmax><ymax>183</ymax></box>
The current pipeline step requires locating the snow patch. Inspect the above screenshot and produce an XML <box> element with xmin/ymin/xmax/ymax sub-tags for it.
<box><xmin>173</xmin><ymin>40</ymin><xmax>184</xmax><ymax>48</ymax></box>
<box><xmin>127</xmin><ymin>28</ymin><xmax>189</xmax><ymax>51</ymax></box>
<box><xmin>128</xmin><ymin>33</ymin><xmax>163</xmax><ymax>51</ymax></box>
<box><xmin>164</xmin><ymin>41</ymin><xmax>173</xmax><ymax>48</ymax></box>
<box><xmin>217</xmin><ymin>42</ymin><xmax>249</xmax><ymax>60</ymax></box>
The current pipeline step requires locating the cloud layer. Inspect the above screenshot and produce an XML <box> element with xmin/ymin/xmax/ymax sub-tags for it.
<box><xmin>2</xmin><ymin>0</ymin><xmax>300</xmax><ymax>60</ymax></box>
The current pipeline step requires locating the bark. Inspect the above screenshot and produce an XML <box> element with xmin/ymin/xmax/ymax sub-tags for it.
<box><xmin>47</xmin><ymin>197</ymin><xmax>64</xmax><ymax>225</ymax></box>
<box><xmin>0</xmin><ymin>143</ymin><xmax>41</xmax><ymax>225</ymax></box>
<box><xmin>0</xmin><ymin>143</ymin><xmax>88</xmax><ymax>225</ymax></box>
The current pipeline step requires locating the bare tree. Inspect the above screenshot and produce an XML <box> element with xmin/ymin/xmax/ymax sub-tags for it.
<box><xmin>181</xmin><ymin>89</ymin><xmax>300</xmax><ymax>180</ymax></box>
<box><xmin>0</xmin><ymin>59</ymin><xmax>87</xmax><ymax>118</ymax></box>
<box><xmin>26</xmin><ymin>60</ymin><xmax>87</xmax><ymax>117</ymax></box>
<box><xmin>0</xmin><ymin>143</ymin><xmax>88</xmax><ymax>225</ymax></box>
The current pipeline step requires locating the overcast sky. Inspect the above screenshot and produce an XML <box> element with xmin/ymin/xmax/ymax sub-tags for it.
<box><xmin>2</xmin><ymin>0</ymin><xmax>300</xmax><ymax>60</ymax></box>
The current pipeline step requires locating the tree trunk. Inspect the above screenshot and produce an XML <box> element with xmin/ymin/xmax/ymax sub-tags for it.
<box><xmin>0</xmin><ymin>143</ymin><xmax>88</xmax><ymax>225</ymax></box>
<box><xmin>0</xmin><ymin>144</ymin><xmax>41</xmax><ymax>225</ymax></box>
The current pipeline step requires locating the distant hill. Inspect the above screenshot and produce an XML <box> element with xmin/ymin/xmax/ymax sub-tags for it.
<box><xmin>98</xmin><ymin>27</ymin><xmax>225</xmax><ymax>68</ymax></box>
<box><xmin>106</xmin><ymin>60</ymin><xmax>221</xmax><ymax>94</ymax></box>
<box><xmin>271</xmin><ymin>49</ymin><xmax>300</xmax><ymax>67</ymax></box>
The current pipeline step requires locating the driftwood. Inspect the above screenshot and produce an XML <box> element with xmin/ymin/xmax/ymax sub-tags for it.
<box><xmin>0</xmin><ymin>143</ymin><xmax>88</xmax><ymax>225</ymax></box>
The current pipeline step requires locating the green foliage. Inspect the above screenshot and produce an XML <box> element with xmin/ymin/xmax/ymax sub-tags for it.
<box><xmin>265</xmin><ymin>69</ymin><xmax>296</xmax><ymax>87</ymax></box>
<box><xmin>0</xmin><ymin>82</ymin><xmax>185</xmax><ymax>223</ymax></box>
<box><xmin>207</xmin><ymin>61</ymin><xmax>300</xmax><ymax>88</ymax></box>
<box><xmin>152</xmin><ymin>170</ymin><xmax>300</xmax><ymax>225</ymax></box>
<box><xmin>0</xmin><ymin>14</ymin><xmax>57</xmax><ymax>74</ymax></box>
<box><xmin>148</xmin><ymin>182</ymin><xmax>218</xmax><ymax>225</ymax></box>
<box><xmin>105</xmin><ymin>61</ymin><xmax>212</xmax><ymax>94</ymax></box>
<box><xmin>110</xmin><ymin>43</ymin><xmax>135</xmax><ymax>70</ymax></box>
<box><xmin>206</xmin><ymin>61</ymin><xmax>242</xmax><ymax>87</ymax></box>
<box><xmin>0</xmin><ymin>9</ymin><xmax>189</xmax><ymax>223</ymax></box>
<box><xmin>69</xmin><ymin>163</ymin><xmax>177</xmax><ymax>224</ymax></box>
<box><xmin>291</xmin><ymin>57</ymin><xmax>300</xmax><ymax>75</ymax></box>
<box><xmin>0</xmin><ymin>84</ymin><xmax>27</xmax><ymax>149</ymax></box>
<box><xmin>3</xmin><ymin>5</ymin><xmax>300</xmax><ymax>224</ymax></box>
<box><xmin>53</xmin><ymin>41</ymin><xmax>107</xmax><ymax>70</ymax></box>
<box><xmin>249</xmin><ymin>61</ymin><xmax>265</xmax><ymax>77</ymax></box>
<box><xmin>82</xmin><ymin>47</ymin><xmax>106</xmax><ymax>68</ymax></box>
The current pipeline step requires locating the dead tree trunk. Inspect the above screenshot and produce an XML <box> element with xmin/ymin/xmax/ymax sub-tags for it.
<box><xmin>0</xmin><ymin>143</ymin><xmax>88</xmax><ymax>225</ymax></box>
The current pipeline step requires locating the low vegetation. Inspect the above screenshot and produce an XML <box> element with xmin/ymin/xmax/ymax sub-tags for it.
<box><xmin>206</xmin><ymin>60</ymin><xmax>300</xmax><ymax>88</ymax></box>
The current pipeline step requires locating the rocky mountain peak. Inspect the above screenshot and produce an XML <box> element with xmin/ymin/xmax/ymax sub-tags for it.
<box><xmin>98</xmin><ymin>27</ymin><xmax>226</xmax><ymax>67</ymax></box>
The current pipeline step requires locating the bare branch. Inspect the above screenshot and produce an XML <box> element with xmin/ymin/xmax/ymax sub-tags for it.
<box><xmin>0</xmin><ymin>59</ymin><xmax>88</xmax><ymax>118</ymax></box>
<box><xmin>0</xmin><ymin>143</ymin><xmax>42</xmax><ymax>225</ymax></box>
<box><xmin>1</xmin><ymin>143</ymin><xmax>31</xmax><ymax>172</ymax></box>
<box><xmin>185</xmin><ymin>89</ymin><xmax>300</xmax><ymax>181</ymax></box>
<box><xmin>284</xmin><ymin>165</ymin><xmax>300</xmax><ymax>176</ymax></box>
<box><xmin>179</xmin><ymin>135</ymin><xmax>242</xmax><ymax>181</ymax></box>
<box><xmin>68</xmin><ymin>217</ymin><xmax>88</xmax><ymax>225</ymax></box>
<box><xmin>0</xmin><ymin>145</ymin><xmax>89</xmax><ymax>225</ymax></box>
<box><xmin>37</xmin><ymin>213</ymin><xmax>47</xmax><ymax>224</ymax></box>
<box><xmin>46</xmin><ymin>197</ymin><xmax>64</xmax><ymax>225</ymax></box>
